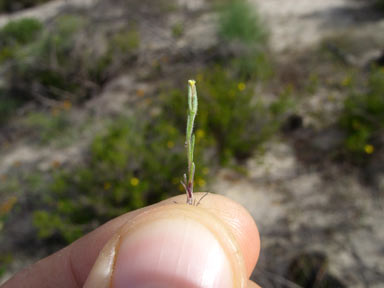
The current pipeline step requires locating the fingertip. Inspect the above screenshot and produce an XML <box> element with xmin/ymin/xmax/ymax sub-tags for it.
<box><xmin>164</xmin><ymin>193</ymin><xmax>260</xmax><ymax>276</ymax></box>
<box><xmin>85</xmin><ymin>204</ymin><xmax>248</xmax><ymax>288</ymax></box>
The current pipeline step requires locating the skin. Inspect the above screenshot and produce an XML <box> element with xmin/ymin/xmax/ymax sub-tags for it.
<box><xmin>2</xmin><ymin>193</ymin><xmax>261</xmax><ymax>288</ymax></box>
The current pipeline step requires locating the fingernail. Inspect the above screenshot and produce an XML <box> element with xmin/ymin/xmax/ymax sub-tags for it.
<box><xmin>114</xmin><ymin>216</ymin><xmax>233</xmax><ymax>287</ymax></box>
<box><xmin>83</xmin><ymin>233</ymin><xmax>120</xmax><ymax>288</ymax></box>
<box><xmin>84</xmin><ymin>205</ymin><xmax>246</xmax><ymax>288</ymax></box>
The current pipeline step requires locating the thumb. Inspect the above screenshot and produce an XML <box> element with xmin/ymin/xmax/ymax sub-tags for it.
<box><xmin>84</xmin><ymin>203</ymin><xmax>248</xmax><ymax>288</ymax></box>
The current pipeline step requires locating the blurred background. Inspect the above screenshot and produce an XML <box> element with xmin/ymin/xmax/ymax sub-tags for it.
<box><xmin>0</xmin><ymin>0</ymin><xmax>383</xmax><ymax>287</ymax></box>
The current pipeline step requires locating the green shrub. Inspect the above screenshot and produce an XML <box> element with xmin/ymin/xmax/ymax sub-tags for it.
<box><xmin>162</xmin><ymin>66</ymin><xmax>291</xmax><ymax>164</ymax></box>
<box><xmin>89</xmin><ymin>27</ymin><xmax>140</xmax><ymax>84</ymax></box>
<box><xmin>340</xmin><ymin>68</ymin><xmax>384</xmax><ymax>157</ymax></box>
<box><xmin>22</xmin><ymin>110</ymin><xmax>71</xmax><ymax>144</ymax></box>
<box><xmin>33</xmin><ymin>117</ymin><xmax>208</xmax><ymax>243</ymax></box>
<box><xmin>3</xmin><ymin>15</ymin><xmax>140</xmax><ymax>103</ymax></box>
<box><xmin>171</xmin><ymin>23</ymin><xmax>184</xmax><ymax>39</ymax></box>
<box><xmin>218</xmin><ymin>0</ymin><xmax>266</xmax><ymax>45</ymax></box>
<box><xmin>3</xmin><ymin>15</ymin><xmax>85</xmax><ymax>101</ymax></box>
<box><xmin>377</xmin><ymin>0</ymin><xmax>384</xmax><ymax>10</ymax></box>
<box><xmin>0</xmin><ymin>90</ymin><xmax>22</xmax><ymax>125</ymax></box>
<box><xmin>0</xmin><ymin>18</ymin><xmax>42</xmax><ymax>63</ymax></box>
<box><xmin>230</xmin><ymin>49</ymin><xmax>273</xmax><ymax>81</ymax></box>
<box><xmin>216</xmin><ymin>0</ymin><xmax>271</xmax><ymax>81</ymax></box>
<box><xmin>0</xmin><ymin>253</ymin><xmax>12</xmax><ymax>278</ymax></box>
<box><xmin>0</xmin><ymin>18</ymin><xmax>42</xmax><ymax>45</ymax></box>
<box><xmin>111</xmin><ymin>29</ymin><xmax>140</xmax><ymax>52</ymax></box>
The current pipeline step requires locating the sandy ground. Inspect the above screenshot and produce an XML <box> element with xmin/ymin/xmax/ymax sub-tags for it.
<box><xmin>251</xmin><ymin>0</ymin><xmax>384</xmax><ymax>53</ymax></box>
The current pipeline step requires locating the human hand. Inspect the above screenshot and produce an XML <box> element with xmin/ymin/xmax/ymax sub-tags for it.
<box><xmin>2</xmin><ymin>193</ymin><xmax>261</xmax><ymax>288</ymax></box>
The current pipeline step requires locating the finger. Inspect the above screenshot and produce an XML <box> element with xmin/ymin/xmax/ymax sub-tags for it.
<box><xmin>84</xmin><ymin>193</ymin><xmax>260</xmax><ymax>287</ymax></box>
<box><xmin>248</xmin><ymin>279</ymin><xmax>262</xmax><ymax>288</ymax></box>
<box><xmin>178</xmin><ymin>193</ymin><xmax>260</xmax><ymax>275</ymax></box>
<box><xmin>86</xmin><ymin>203</ymin><xmax>249</xmax><ymax>287</ymax></box>
<box><xmin>3</xmin><ymin>193</ymin><xmax>260</xmax><ymax>288</ymax></box>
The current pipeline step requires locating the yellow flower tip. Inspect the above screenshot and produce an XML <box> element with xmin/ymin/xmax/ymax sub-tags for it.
<box><xmin>364</xmin><ymin>144</ymin><xmax>374</xmax><ymax>154</ymax></box>
<box><xmin>238</xmin><ymin>82</ymin><xmax>246</xmax><ymax>91</ymax></box>
<box><xmin>167</xmin><ymin>141</ymin><xmax>175</xmax><ymax>149</ymax></box>
<box><xmin>130</xmin><ymin>177</ymin><xmax>140</xmax><ymax>186</ymax></box>
<box><xmin>188</xmin><ymin>80</ymin><xmax>196</xmax><ymax>87</ymax></box>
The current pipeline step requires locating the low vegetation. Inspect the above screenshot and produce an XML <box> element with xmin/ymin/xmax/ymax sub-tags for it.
<box><xmin>1</xmin><ymin>0</ymin><xmax>291</xmax><ymax>265</ymax></box>
<box><xmin>4</xmin><ymin>1</ymin><xmax>290</xmax><ymax>243</ymax></box>
<box><xmin>21</xmin><ymin>110</ymin><xmax>72</xmax><ymax>144</ymax></box>
<box><xmin>377</xmin><ymin>0</ymin><xmax>384</xmax><ymax>10</ymax></box>
<box><xmin>0</xmin><ymin>15</ymin><xmax>140</xmax><ymax>126</ymax></box>
<box><xmin>218</xmin><ymin>0</ymin><xmax>266</xmax><ymax>45</ymax></box>
<box><xmin>161</xmin><ymin>66</ymin><xmax>291</xmax><ymax>165</ymax></box>
<box><xmin>340</xmin><ymin>67</ymin><xmax>384</xmax><ymax>160</ymax></box>
<box><xmin>33</xmin><ymin>116</ymin><xmax>209</xmax><ymax>242</ymax></box>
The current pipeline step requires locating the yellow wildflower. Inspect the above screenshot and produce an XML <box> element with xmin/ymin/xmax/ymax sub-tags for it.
<box><xmin>341</xmin><ymin>76</ymin><xmax>351</xmax><ymax>87</ymax></box>
<box><xmin>130</xmin><ymin>177</ymin><xmax>140</xmax><ymax>186</ymax></box>
<box><xmin>104</xmin><ymin>182</ymin><xmax>111</xmax><ymax>190</ymax></box>
<box><xmin>167</xmin><ymin>141</ymin><xmax>174</xmax><ymax>149</ymax></box>
<box><xmin>62</xmin><ymin>100</ymin><xmax>72</xmax><ymax>110</ymax></box>
<box><xmin>238</xmin><ymin>82</ymin><xmax>246</xmax><ymax>91</ymax></box>
<box><xmin>352</xmin><ymin>120</ymin><xmax>360</xmax><ymax>130</ymax></box>
<box><xmin>364</xmin><ymin>144</ymin><xmax>374</xmax><ymax>154</ymax></box>
<box><xmin>196</xmin><ymin>129</ymin><xmax>205</xmax><ymax>139</ymax></box>
<box><xmin>197</xmin><ymin>178</ymin><xmax>206</xmax><ymax>187</ymax></box>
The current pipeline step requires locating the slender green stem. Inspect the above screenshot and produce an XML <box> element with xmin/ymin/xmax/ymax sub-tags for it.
<box><xmin>182</xmin><ymin>80</ymin><xmax>198</xmax><ymax>205</ymax></box>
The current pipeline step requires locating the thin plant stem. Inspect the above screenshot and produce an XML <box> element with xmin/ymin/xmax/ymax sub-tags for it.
<box><xmin>181</xmin><ymin>80</ymin><xmax>198</xmax><ymax>205</ymax></box>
